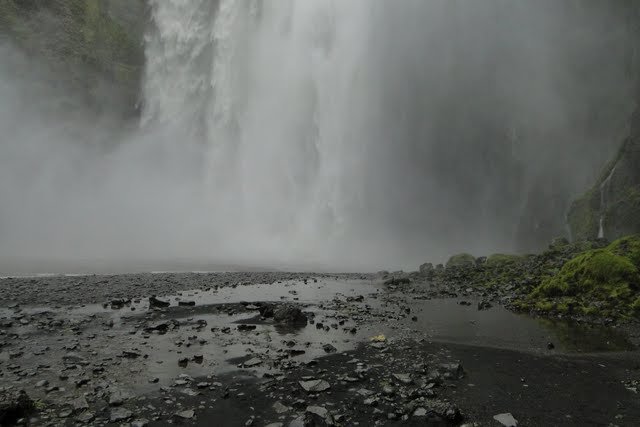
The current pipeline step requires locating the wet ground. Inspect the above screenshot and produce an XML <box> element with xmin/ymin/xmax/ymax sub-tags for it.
<box><xmin>0</xmin><ymin>274</ymin><xmax>639</xmax><ymax>426</ymax></box>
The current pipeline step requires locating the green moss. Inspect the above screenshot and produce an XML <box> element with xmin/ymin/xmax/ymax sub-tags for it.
<box><xmin>607</xmin><ymin>234</ymin><xmax>640</xmax><ymax>266</ymax></box>
<box><xmin>486</xmin><ymin>253</ymin><xmax>524</xmax><ymax>267</ymax></box>
<box><xmin>446</xmin><ymin>253</ymin><xmax>476</xmax><ymax>268</ymax></box>
<box><xmin>525</xmin><ymin>236</ymin><xmax>640</xmax><ymax>317</ymax></box>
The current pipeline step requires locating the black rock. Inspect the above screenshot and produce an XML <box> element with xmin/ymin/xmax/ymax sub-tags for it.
<box><xmin>149</xmin><ymin>296</ymin><xmax>170</xmax><ymax>308</ymax></box>
<box><xmin>322</xmin><ymin>344</ymin><xmax>337</xmax><ymax>353</ymax></box>
<box><xmin>258</xmin><ymin>304</ymin><xmax>275</xmax><ymax>318</ymax></box>
<box><xmin>273</xmin><ymin>305</ymin><xmax>307</xmax><ymax>325</ymax></box>
<box><xmin>477</xmin><ymin>300</ymin><xmax>492</xmax><ymax>311</ymax></box>
<box><xmin>0</xmin><ymin>390</ymin><xmax>34</xmax><ymax>426</ymax></box>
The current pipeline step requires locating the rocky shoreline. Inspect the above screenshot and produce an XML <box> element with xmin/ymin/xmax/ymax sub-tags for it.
<box><xmin>0</xmin><ymin>263</ymin><xmax>639</xmax><ymax>426</ymax></box>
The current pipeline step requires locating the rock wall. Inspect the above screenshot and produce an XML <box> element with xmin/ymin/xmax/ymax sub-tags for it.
<box><xmin>0</xmin><ymin>0</ymin><xmax>147</xmax><ymax>117</ymax></box>
<box><xmin>568</xmin><ymin>111</ymin><xmax>640</xmax><ymax>241</ymax></box>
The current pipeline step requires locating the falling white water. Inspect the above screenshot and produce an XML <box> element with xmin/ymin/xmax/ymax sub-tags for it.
<box><xmin>598</xmin><ymin>166</ymin><xmax>617</xmax><ymax>239</ymax></box>
<box><xmin>142</xmin><ymin>0</ymin><xmax>388</xmax><ymax>268</ymax></box>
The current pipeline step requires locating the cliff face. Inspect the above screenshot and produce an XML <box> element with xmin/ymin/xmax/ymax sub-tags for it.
<box><xmin>568</xmin><ymin>111</ymin><xmax>640</xmax><ymax>241</ymax></box>
<box><xmin>0</xmin><ymin>0</ymin><xmax>147</xmax><ymax>117</ymax></box>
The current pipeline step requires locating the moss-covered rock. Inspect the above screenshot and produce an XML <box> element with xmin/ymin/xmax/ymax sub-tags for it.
<box><xmin>446</xmin><ymin>253</ymin><xmax>476</xmax><ymax>269</ymax></box>
<box><xmin>524</xmin><ymin>235</ymin><xmax>640</xmax><ymax>317</ymax></box>
<box><xmin>485</xmin><ymin>253</ymin><xmax>525</xmax><ymax>267</ymax></box>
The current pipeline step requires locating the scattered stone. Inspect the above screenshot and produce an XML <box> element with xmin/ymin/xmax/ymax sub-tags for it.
<box><xmin>109</xmin><ymin>407</ymin><xmax>133</xmax><ymax>423</ymax></box>
<box><xmin>71</xmin><ymin>396</ymin><xmax>89</xmax><ymax>413</ymax></box>
<box><xmin>494</xmin><ymin>413</ymin><xmax>518</xmax><ymax>426</ymax></box>
<box><xmin>243</xmin><ymin>357</ymin><xmax>262</xmax><ymax>367</ymax></box>
<box><xmin>149</xmin><ymin>296</ymin><xmax>170</xmax><ymax>308</ymax></box>
<box><xmin>108</xmin><ymin>389</ymin><xmax>131</xmax><ymax>406</ymax></box>
<box><xmin>477</xmin><ymin>300</ymin><xmax>492</xmax><ymax>310</ymax></box>
<box><xmin>76</xmin><ymin>412</ymin><xmax>95</xmax><ymax>423</ymax></box>
<box><xmin>175</xmin><ymin>409</ymin><xmax>195</xmax><ymax>419</ymax></box>
<box><xmin>299</xmin><ymin>379</ymin><xmax>330</xmax><ymax>393</ymax></box>
<box><xmin>393</xmin><ymin>373</ymin><xmax>412</xmax><ymax>385</ymax></box>
<box><xmin>323</xmin><ymin>344</ymin><xmax>337</xmax><ymax>353</ymax></box>
<box><xmin>273</xmin><ymin>401</ymin><xmax>290</xmax><ymax>414</ymax></box>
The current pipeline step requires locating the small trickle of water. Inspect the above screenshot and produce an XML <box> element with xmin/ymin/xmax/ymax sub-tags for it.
<box><xmin>598</xmin><ymin>166</ymin><xmax>616</xmax><ymax>239</ymax></box>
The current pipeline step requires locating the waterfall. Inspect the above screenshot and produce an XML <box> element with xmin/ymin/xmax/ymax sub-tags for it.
<box><xmin>598</xmin><ymin>166</ymin><xmax>616</xmax><ymax>239</ymax></box>
<box><xmin>142</xmin><ymin>0</ymin><xmax>387</xmax><ymax>267</ymax></box>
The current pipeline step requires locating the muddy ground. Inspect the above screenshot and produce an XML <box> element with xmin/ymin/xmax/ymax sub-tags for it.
<box><xmin>0</xmin><ymin>273</ymin><xmax>639</xmax><ymax>426</ymax></box>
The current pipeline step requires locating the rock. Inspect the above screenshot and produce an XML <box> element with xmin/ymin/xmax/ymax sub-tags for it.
<box><xmin>144</xmin><ymin>320</ymin><xmax>179</xmax><ymax>333</ymax></box>
<box><xmin>288</xmin><ymin>417</ymin><xmax>306</xmax><ymax>427</ymax></box>
<box><xmin>306</xmin><ymin>406</ymin><xmax>328</xmax><ymax>418</ymax></box>
<box><xmin>71</xmin><ymin>396</ymin><xmax>89</xmax><ymax>413</ymax></box>
<box><xmin>446</xmin><ymin>253</ymin><xmax>476</xmax><ymax>268</ymax></box>
<box><xmin>108</xmin><ymin>389</ymin><xmax>131</xmax><ymax>406</ymax></box>
<box><xmin>383</xmin><ymin>276</ymin><xmax>411</xmax><ymax>286</ymax></box>
<box><xmin>494</xmin><ymin>413</ymin><xmax>518</xmax><ymax>426</ymax></box>
<box><xmin>323</xmin><ymin>344</ymin><xmax>337</xmax><ymax>353</ymax></box>
<box><xmin>259</xmin><ymin>304</ymin><xmax>275</xmax><ymax>318</ymax></box>
<box><xmin>393</xmin><ymin>373</ymin><xmax>413</xmax><ymax>385</ymax></box>
<box><xmin>272</xmin><ymin>401</ymin><xmax>290</xmax><ymax>414</ymax></box>
<box><xmin>131</xmin><ymin>419</ymin><xmax>150</xmax><ymax>427</ymax></box>
<box><xmin>149</xmin><ymin>296</ymin><xmax>170</xmax><ymax>308</ymax></box>
<box><xmin>413</xmin><ymin>407</ymin><xmax>428</xmax><ymax>417</ymax></box>
<box><xmin>76</xmin><ymin>412</ymin><xmax>95</xmax><ymax>423</ymax></box>
<box><xmin>243</xmin><ymin>357</ymin><xmax>262</xmax><ymax>367</ymax></box>
<box><xmin>274</xmin><ymin>305</ymin><xmax>308</xmax><ymax>325</ymax></box>
<box><xmin>178</xmin><ymin>300</ymin><xmax>196</xmax><ymax>306</ymax></box>
<box><xmin>59</xmin><ymin>408</ymin><xmax>73</xmax><ymax>418</ymax></box>
<box><xmin>299</xmin><ymin>379</ymin><xmax>331</xmax><ymax>393</ymax></box>
<box><xmin>377</xmin><ymin>384</ymin><xmax>394</xmax><ymax>396</ymax></box>
<box><xmin>237</xmin><ymin>324</ymin><xmax>257</xmax><ymax>332</ymax></box>
<box><xmin>0</xmin><ymin>390</ymin><xmax>33</xmax><ymax>425</ymax></box>
<box><xmin>175</xmin><ymin>409</ymin><xmax>195</xmax><ymax>419</ymax></box>
<box><xmin>547</xmin><ymin>342</ymin><xmax>555</xmax><ymax>350</ymax></box>
<box><xmin>306</xmin><ymin>405</ymin><xmax>333</xmax><ymax>425</ymax></box>
<box><xmin>109</xmin><ymin>407</ymin><xmax>133</xmax><ymax>423</ymax></box>
<box><xmin>419</xmin><ymin>262</ymin><xmax>435</xmax><ymax>277</ymax></box>
<box><xmin>440</xmin><ymin>363</ymin><xmax>465</xmax><ymax>379</ymax></box>
<box><xmin>477</xmin><ymin>300</ymin><xmax>492</xmax><ymax>310</ymax></box>
<box><xmin>121</xmin><ymin>349</ymin><xmax>142</xmax><ymax>359</ymax></box>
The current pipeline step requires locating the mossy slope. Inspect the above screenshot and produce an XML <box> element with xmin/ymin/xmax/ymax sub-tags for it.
<box><xmin>525</xmin><ymin>235</ymin><xmax>640</xmax><ymax>317</ymax></box>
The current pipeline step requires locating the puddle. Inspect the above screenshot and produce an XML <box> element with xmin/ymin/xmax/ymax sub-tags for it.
<box><xmin>0</xmin><ymin>280</ymin><xmax>634</xmax><ymax>398</ymax></box>
<box><xmin>404</xmin><ymin>298</ymin><xmax>633</xmax><ymax>353</ymax></box>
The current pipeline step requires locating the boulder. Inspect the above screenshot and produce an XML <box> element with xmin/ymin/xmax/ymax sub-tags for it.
<box><xmin>273</xmin><ymin>305</ymin><xmax>307</xmax><ymax>325</ymax></box>
<box><xmin>0</xmin><ymin>390</ymin><xmax>33</xmax><ymax>425</ymax></box>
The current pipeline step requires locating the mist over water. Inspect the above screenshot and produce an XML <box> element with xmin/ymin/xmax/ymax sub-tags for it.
<box><xmin>0</xmin><ymin>1</ymin><xmax>634</xmax><ymax>273</ymax></box>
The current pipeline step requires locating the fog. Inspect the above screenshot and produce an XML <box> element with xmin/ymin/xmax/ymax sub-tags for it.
<box><xmin>0</xmin><ymin>1</ymin><xmax>635</xmax><ymax>273</ymax></box>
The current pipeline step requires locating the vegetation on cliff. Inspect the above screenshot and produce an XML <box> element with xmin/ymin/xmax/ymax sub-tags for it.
<box><xmin>0</xmin><ymin>0</ymin><xmax>146</xmax><ymax>114</ymax></box>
